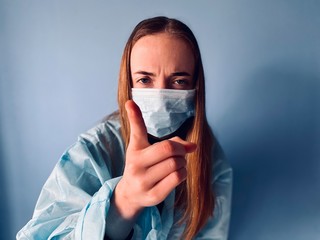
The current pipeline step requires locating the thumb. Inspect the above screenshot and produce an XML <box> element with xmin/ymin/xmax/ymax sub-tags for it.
<box><xmin>125</xmin><ymin>100</ymin><xmax>149</xmax><ymax>150</ymax></box>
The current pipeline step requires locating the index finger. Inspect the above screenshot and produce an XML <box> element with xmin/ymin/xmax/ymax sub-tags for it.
<box><xmin>142</xmin><ymin>137</ymin><xmax>197</xmax><ymax>167</ymax></box>
<box><xmin>125</xmin><ymin>100</ymin><xmax>149</xmax><ymax>150</ymax></box>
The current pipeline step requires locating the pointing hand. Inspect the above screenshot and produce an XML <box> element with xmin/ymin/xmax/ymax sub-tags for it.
<box><xmin>114</xmin><ymin>100</ymin><xmax>197</xmax><ymax>218</ymax></box>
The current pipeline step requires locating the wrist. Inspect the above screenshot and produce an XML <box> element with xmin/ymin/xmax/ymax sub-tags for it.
<box><xmin>113</xmin><ymin>180</ymin><xmax>143</xmax><ymax>220</ymax></box>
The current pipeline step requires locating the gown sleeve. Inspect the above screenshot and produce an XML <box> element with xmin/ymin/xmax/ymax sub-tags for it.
<box><xmin>16</xmin><ymin>119</ymin><xmax>126</xmax><ymax>240</ymax></box>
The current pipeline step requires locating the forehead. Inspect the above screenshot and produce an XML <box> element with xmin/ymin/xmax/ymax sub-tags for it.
<box><xmin>130</xmin><ymin>33</ymin><xmax>195</xmax><ymax>72</ymax></box>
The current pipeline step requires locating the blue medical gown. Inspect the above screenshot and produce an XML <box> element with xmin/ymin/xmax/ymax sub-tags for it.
<box><xmin>17</xmin><ymin>114</ymin><xmax>232</xmax><ymax>239</ymax></box>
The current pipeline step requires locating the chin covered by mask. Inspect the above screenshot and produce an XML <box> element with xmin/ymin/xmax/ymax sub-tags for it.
<box><xmin>131</xmin><ymin>88</ymin><xmax>195</xmax><ymax>138</ymax></box>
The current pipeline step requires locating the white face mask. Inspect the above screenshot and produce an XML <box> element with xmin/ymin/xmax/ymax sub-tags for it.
<box><xmin>131</xmin><ymin>88</ymin><xmax>195</xmax><ymax>138</ymax></box>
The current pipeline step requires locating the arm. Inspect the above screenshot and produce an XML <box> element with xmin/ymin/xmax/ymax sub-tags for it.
<box><xmin>17</xmin><ymin>122</ymin><xmax>124</xmax><ymax>240</ymax></box>
<box><xmin>17</xmin><ymin>102</ymin><xmax>196</xmax><ymax>240</ymax></box>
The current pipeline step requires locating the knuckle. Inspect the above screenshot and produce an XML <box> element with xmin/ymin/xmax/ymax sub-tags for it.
<box><xmin>171</xmin><ymin>136</ymin><xmax>182</xmax><ymax>142</ymax></box>
<box><xmin>171</xmin><ymin>172</ymin><xmax>180</xmax><ymax>183</ymax></box>
<box><xmin>146</xmin><ymin>191</ymin><xmax>161</xmax><ymax>205</ymax></box>
<box><xmin>167</xmin><ymin>157</ymin><xmax>186</xmax><ymax>171</ymax></box>
<box><xmin>173</xmin><ymin>168</ymin><xmax>187</xmax><ymax>183</ymax></box>
<box><xmin>168</xmin><ymin>158</ymin><xmax>177</xmax><ymax>171</ymax></box>
<box><xmin>161</xmin><ymin>140</ymin><xmax>175</xmax><ymax>155</ymax></box>
<box><xmin>167</xmin><ymin>158</ymin><xmax>179</xmax><ymax>171</ymax></box>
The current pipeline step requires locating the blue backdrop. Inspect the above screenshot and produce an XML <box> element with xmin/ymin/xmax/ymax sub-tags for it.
<box><xmin>1</xmin><ymin>1</ymin><xmax>319</xmax><ymax>239</ymax></box>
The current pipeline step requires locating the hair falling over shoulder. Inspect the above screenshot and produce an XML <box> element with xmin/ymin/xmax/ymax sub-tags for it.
<box><xmin>117</xmin><ymin>16</ymin><xmax>215</xmax><ymax>239</ymax></box>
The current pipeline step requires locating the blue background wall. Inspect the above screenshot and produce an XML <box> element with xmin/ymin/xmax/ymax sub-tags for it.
<box><xmin>1</xmin><ymin>1</ymin><xmax>319</xmax><ymax>239</ymax></box>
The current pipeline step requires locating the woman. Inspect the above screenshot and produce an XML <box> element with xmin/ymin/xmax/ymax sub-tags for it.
<box><xmin>17</xmin><ymin>16</ymin><xmax>232</xmax><ymax>240</ymax></box>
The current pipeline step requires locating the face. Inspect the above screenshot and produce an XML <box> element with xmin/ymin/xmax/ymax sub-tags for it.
<box><xmin>130</xmin><ymin>33</ymin><xmax>195</xmax><ymax>90</ymax></box>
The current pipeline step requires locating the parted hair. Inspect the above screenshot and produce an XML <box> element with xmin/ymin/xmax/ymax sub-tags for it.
<box><xmin>117</xmin><ymin>16</ymin><xmax>214</xmax><ymax>239</ymax></box>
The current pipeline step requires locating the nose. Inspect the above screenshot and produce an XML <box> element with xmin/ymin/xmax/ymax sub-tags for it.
<box><xmin>154</xmin><ymin>76</ymin><xmax>169</xmax><ymax>89</ymax></box>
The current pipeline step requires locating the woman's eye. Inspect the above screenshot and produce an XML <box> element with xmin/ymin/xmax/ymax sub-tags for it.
<box><xmin>137</xmin><ymin>78</ymin><xmax>151</xmax><ymax>84</ymax></box>
<box><xmin>174</xmin><ymin>79</ymin><xmax>187</xmax><ymax>85</ymax></box>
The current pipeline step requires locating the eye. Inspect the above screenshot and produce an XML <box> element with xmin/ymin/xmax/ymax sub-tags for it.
<box><xmin>174</xmin><ymin>79</ymin><xmax>187</xmax><ymax>85</ymax></box>
<box><xmin>137</xmin><ymin>77</ymin><xmax>151</xmax><ymax>85</ymax></box>
<box><xmin>172</xmin><ymin>78</ymin><xmax>193</xmax><ymax>90</ymax></box>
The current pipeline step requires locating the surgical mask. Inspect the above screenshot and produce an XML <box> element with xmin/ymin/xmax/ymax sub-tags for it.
<box><xmin>131</xmin><ymin>88</ymin><xmax>195</xmax><ymax>138</ymax></box>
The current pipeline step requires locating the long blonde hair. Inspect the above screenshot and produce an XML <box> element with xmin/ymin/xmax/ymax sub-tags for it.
<box><xmin>117</xmin><ymin>16</ymin><xmax>214</xmax><ymax>239</ymax></box>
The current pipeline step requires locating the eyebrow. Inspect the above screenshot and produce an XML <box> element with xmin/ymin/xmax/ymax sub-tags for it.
<box><xmin>170</xmin><ymin>71</ymin><xmax>191</xmax><ymax>77</ymax></box>
<box><xmin>133</xmin><ymin>71</ymin><xmax>155</xmax><ymax>76</ymax></box>
<box><xmin>133</xmin><ymin>71</ymin><xmax>191</xmax><ymax>77</ymax></box>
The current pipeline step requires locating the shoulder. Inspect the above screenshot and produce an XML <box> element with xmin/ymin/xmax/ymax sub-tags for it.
<box><xmin>212</xmin><ymin>139</ymin><xmax>233</xmax><ymax>184</ymax></box>
<box><xmin>78</xmin><ymin>111</ymin><xmax>123</xmax><ymax>147</ymax></box>
<box><xmin>57</xmin><ymin>111</ymin><xmax>125</xmax><ymax>181</ymax></box>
